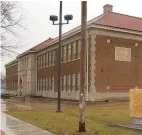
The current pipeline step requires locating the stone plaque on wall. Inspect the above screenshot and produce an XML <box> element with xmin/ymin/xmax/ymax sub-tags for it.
<box><xmin>115</xmin><ymin>47</ymin><xmax>131</xmax><ymax>62</ymax></box>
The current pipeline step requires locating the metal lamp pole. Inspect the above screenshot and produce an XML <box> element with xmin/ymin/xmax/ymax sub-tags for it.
<box><xmin>50</xmin><ymin>1</ymin><xmax>73</xmax><ymax>112</ymax></box>
<box><xmin>57</xmin><ymin>0</ymin><xmax>62</xmax><ymax>112</ymax></box>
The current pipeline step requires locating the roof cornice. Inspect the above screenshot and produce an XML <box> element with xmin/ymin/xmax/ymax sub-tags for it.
<box><xmin>5</xmin><ymin>59</ymin><xmax>18</xmax><ymax>67</ymax></box>
<box><xmin>38</xmin><ymin>24</ymin><xmax>142</xmax><ymax>52</ymax></box>
<box><xmin>91</xmin><ymin>24</ymin><xmax>142</xmax><ymax>36</ymax></box>
<box><xmin>16</xmin><ymin>50</ymin><xmax>36</xmax><ymax>59</ymax></box>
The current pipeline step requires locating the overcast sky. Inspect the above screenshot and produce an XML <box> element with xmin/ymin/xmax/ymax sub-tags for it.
<box><xmin>1</xmin><ymin>0</ymin><xmax>142</xmax><ymax>74</ymax></box>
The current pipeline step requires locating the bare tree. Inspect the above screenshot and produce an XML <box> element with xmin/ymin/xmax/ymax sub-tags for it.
<box><xmin>0</xmin><ymin>1</ymin><xmax>25</xmax><ymax>57</ymax></box>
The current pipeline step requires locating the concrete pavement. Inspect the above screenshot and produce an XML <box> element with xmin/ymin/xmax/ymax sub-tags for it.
<box><xmin>1</xmin><ymin>112</ymin><xmax>55</xmax><ymax>135</ymax></box>
<box><xmin>1</xmin><ymin>99</ymin><xmax>55</xmax><ymax>135</ymax></box>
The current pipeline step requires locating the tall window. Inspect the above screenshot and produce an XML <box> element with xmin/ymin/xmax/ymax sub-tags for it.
<box><xmin>51</xmin><ymin>77</ymin><xmax>54</xmax><ymax>91</ymax></box>
<box><xmin>61</xmin><ymin>47</ymin><xmax>63</xmax><ymax>62</ymax></box>
<box><xmin>77</xmin><ymin>40</ymin><xmax>81</xmax><ymax>59</ymax></box>
<box><xmin>72</xmin><ymin>42</ymin><xmax>76</xmax><ymax>60</ymax></box>
<box><xmin>67</xmin><ymin>74</ymin><xmax>71</xmax><ymax>91</ymax></box>
<box><xmin>43</xmin><ymin>54</ymin><xmax>46</xmax><ymax>68</ymax></box>
<box><xmin>26</xmin><ymin>57</ymin><xmax>28</xmax><ymax>69</ymax></box>
<box><xmin>63</xmin><ymin>75</ymin><xmax>66</xmax><ymax>91</ymax></box>
<box><xmin>40</xmin><ymin>78</ymin><xmax>42</xmax><ymax>91</ymax></box>
<box><xmin>48</xmin><ymin>77</ymin><xmax>51</xmax><ymax>91</ymax></box>
<box><xmin>46</xmin><ymin>52</ymin><xmax>49</xmax><ymax>67</ymax></box>
<box><xmin>22</xmin><ymin>60</ymin><xmax>24</xmax><ymax>70</ymax></box>
<box><xmin>24</xmin><ymin>58</ymin><xmax>26</xmax><ymax>70</ymax></box>
<box><xmin>20</xmin><ymin>60</ymin><xmax>22</xmax><ymax>71</ymax></box>
<box><xmin>49</xmin><ymin>52</ymin><xmax>51</xmax><ymax>66</ymax></box>
<box><xmin>72</xmin><ymin>74</ymin><xmax>76</xmax><ymax>91</ymax></box>
<box><xmin>37</xmin><ymin>57</ymin><xmax>40</xmax><ymax>69</ymax></box>
<box><xmin>38</xmin><ymin>79</ymin><xmax>40</xmax><ymax>91</ymax></box>
<box><xmin>76</xmin><ymin>73</ymin><xmax>80</xmax><ymax>91</ymax></box>
<box><xmin>52</xmin><ymin>50</ymin><xmax>55</xmax><ymax>65</ymax></box>
<box><xmin>63</xmin><ymin>46</ymin><xmax>66</xmax><ymax>62</ymax></box>
<box><xmin>68</xmin><ymin>44</ymin><xmax>71</xmax><ymax>61</ymax></box>
<box><xmin>24</xmin><ymin>59</ymin><xmax>26</xmax><ymax>70</ymax></box>
<box><xmin>46</xmin><ymin>77</ymin><xmax>48</xmax><ymax>91</ymax></box>
<box><xmin>15</xmin><ymin>65</ymin><xmax>17</xmax><ymax>74</ymax></box>
<box><xmin>42</xmin><ymin>78</ymin><xmax>45</xmax><ymax>91</ymax></box>
<box><xmin>40</xmin><ymin>55</ymin><xmax>43</xmax><ymax>68</ymax></box>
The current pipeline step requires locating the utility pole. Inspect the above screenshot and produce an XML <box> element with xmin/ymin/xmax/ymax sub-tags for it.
<box><xmin>79</xmin><ymin>1</ymin><xmax>87</xmax><ymax>132</ymax></box>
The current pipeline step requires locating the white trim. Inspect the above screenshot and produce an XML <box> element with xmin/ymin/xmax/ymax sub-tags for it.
<box><xmin>37</xmin><ymin>24</ymin><xmax>142</xmax><ymax>52</ymax></box>
<box><xmin>91</xmin><ymin>24</ymin><xmax>142</xmax><ymax>36</ymax></box>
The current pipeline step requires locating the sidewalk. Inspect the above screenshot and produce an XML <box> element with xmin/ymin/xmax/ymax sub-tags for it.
<box><xmin>1</xmin><ymin>112</ymin><xmax>55</xmax><ymax>135</ymax></box>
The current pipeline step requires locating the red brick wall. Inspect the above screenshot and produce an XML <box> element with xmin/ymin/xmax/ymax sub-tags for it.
<box><xmin>37</xmin><ymin>49</ymin><xmax>81</xmax><ymax>92</ymax></box>
<box><xmin>6</xmin><ymin>63</ymin><xmax>18</xmax><ymax>91</ymax></box>
<box><xmin>95</xmin><ymin>35</ymin><xmax>142</xmax><ymax>92</ymax></box>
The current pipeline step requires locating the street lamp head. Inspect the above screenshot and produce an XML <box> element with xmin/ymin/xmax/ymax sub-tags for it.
<box><xmin>64</xmin><ymin>15</ymin><xmax>73</xmax><ymax>23</ymax></box>
<box><xmin>50</xmin><ymin>15</ymin><xmax>58</xmax><ymax>24</ymax></box>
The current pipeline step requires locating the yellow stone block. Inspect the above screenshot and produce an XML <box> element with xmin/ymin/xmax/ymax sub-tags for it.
<box><xmin>130</xmin><ymin>89</ymin><xmax>142</xmax><ymax>118</ymax></box>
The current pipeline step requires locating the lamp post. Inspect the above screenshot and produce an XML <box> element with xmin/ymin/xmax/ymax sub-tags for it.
<box><xmin>50</xmin><ymin>1</ymin><xmax>73</xmax><ymax>112</ymax></box>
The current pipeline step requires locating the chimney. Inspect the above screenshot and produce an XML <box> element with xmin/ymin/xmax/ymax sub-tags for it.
<box><xmin>103</xmin><ymin>4</ymin><xmax>113</xmax><ymax>13</ymax></box>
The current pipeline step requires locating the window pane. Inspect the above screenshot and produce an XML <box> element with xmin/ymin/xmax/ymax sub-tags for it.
<box><xmin>40</xmin><ymin>78</ymin><xmax>42</xmax><ymax>91</ymax></box>
<box><xmin>49</xmin><ymin>77</ymin><xmax>51</xmax><ymax>90</ymax></box>
<box><xmin>68</xmin><ymin>74</ymin><xmax>71</xmax><ymax>91</ymax></box>
<box><xmin>38</xmin><ymin>56</ymin><xmax>41</xmax><ymax>68</ymax></box>
<box><xmin>72</xmin><ymin>42</ymin><xmax>76</xmax><ymax>60</ymax></box>
<box><xmin>68</xmin><ymin>44</ymin><xmax>71</xmax><ymax>61</ymax></box>
<box><xmin>72</xmin><ymin>74</ymin><xmax>76</xmax><ymax>91</ymax></box>
<box><xmin>63</xmin><ymin>75</ymin><xmax>66</xmax><ymax>91</ymax></box>
<box><xmin>77</xmin><ymin>40</ymin><xmax>81</xmax><ymax>59</ymax></box>
<box><xmin>52</xmin><ymin>50</ymin><xmax>55</xmax><ymax>65</ymax></box>
<box><xmin>44</xmin><ymin>78</ymin><xmax>46</xmax><ymax>90</ymax></box>
<box><xmin>43</xmin><ymin>54</ymin><xmax>45</xmax><ymax>68</ymax></box>
<box><xmin>46</xmin><ymin>53</ymin><xmax>48</xmax><ymax>67</ymax></box>
<box><xmin>63</xmin><ymin>46</ymin><xmax>66</xmax><ymax>62</ymax></box>
<box><xmin>46</xmin><ymin>77</ymin><xmax>49</xmax><ymax>91</ymax></box>
<box><xmin>38</xmin><ymin>79</ymin><xmax>40</xmax><ymax>91</ymax></box>
<box><xmin>77</xmin><ymin>73</ymin><xmax>80</xmax><ymax>91</ymax></box>
<box><xmin>27</xmin><ymin>58</ymin><xmax>28</xmax><ymax>69</ymax></box>
<box><xmin>49</xmin><ymin>52</ymin><xmax>51</xmax><ymax>66</ymax></box>
<box><xmin>52</xmin><ymin>77</ymin><xmax>54</xmax><ymax>91</ymax></box>
<box><xmin>40</xmin><ymin>55</ymin><xmax>43</xmax><ymax>68</ymax></box>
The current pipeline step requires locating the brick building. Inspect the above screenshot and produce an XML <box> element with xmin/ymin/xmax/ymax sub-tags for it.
<box><xmin>5</xmin><ymin>5</ymin><xmax>142</xmax><ymax>101</ymax></box>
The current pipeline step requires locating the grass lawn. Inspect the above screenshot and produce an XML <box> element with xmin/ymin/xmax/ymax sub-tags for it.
<box><xmin>7</xmin><ymin>101</ymin><xmax>142</xmax><ymax>135</ymax></box>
